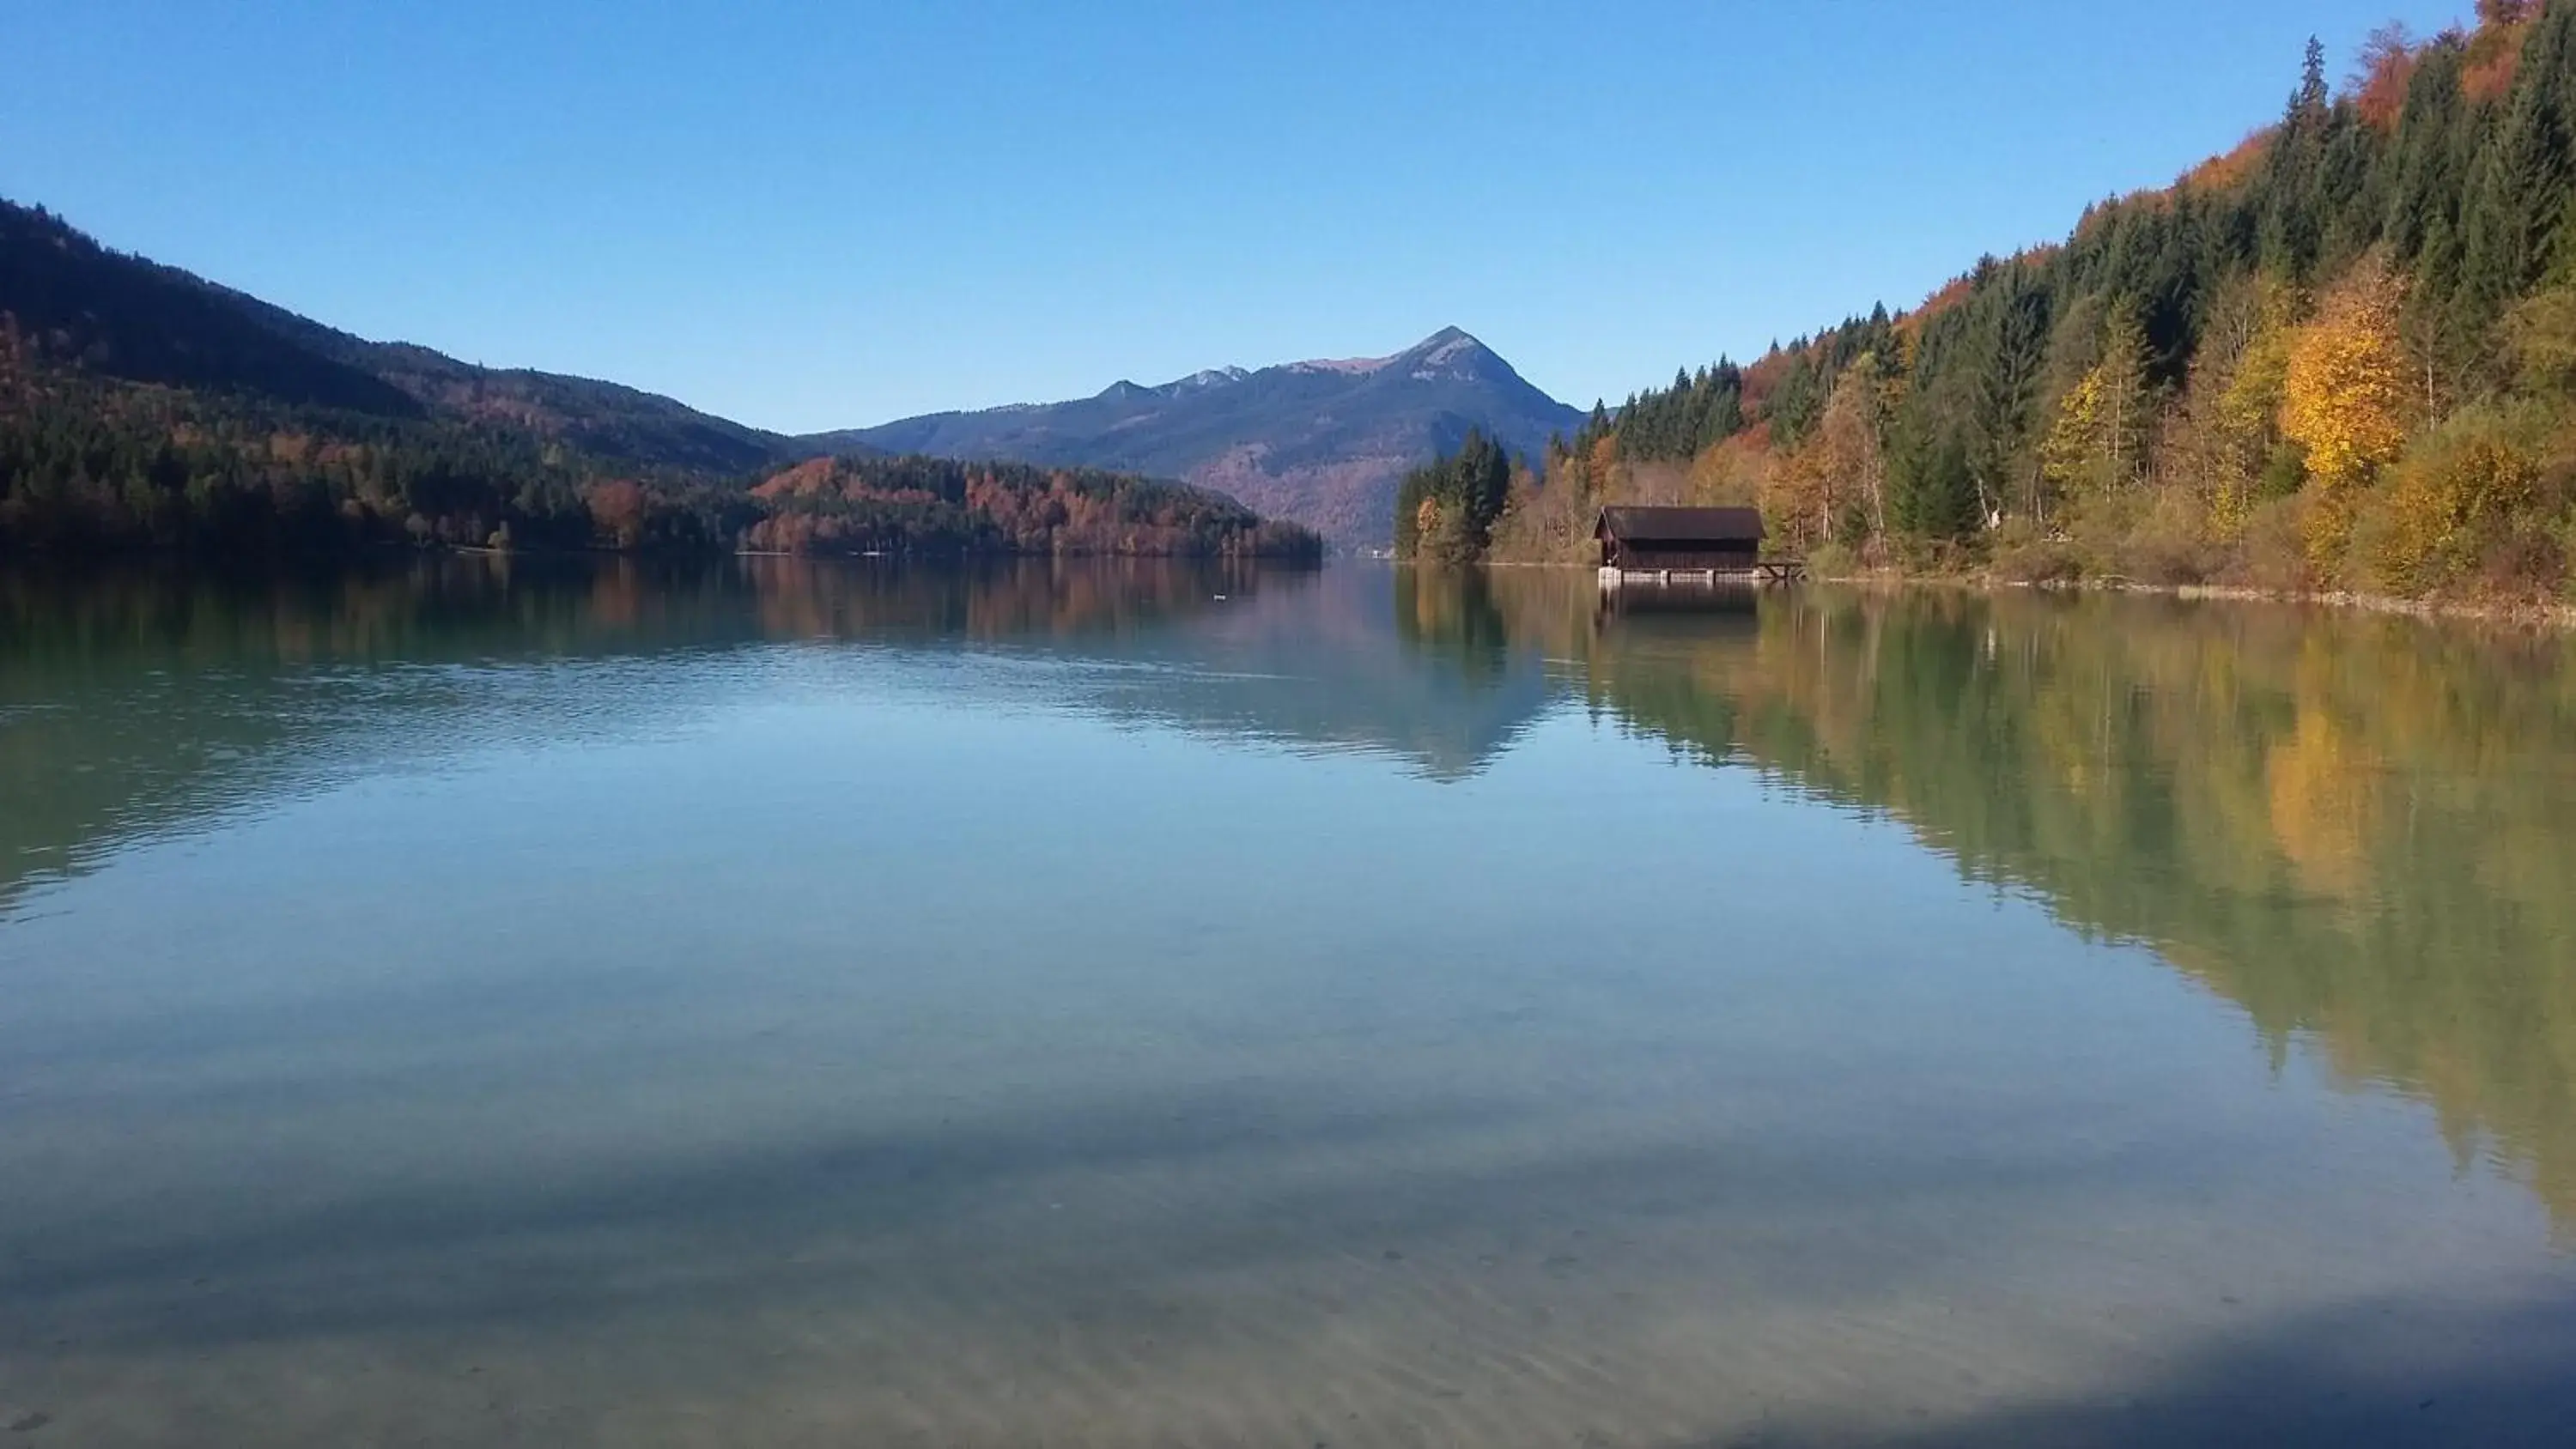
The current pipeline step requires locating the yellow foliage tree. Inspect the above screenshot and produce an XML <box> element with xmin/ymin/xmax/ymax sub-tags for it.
<box><xmin>2281</xmin><ymin>261</ymin><xmax>2408</xmax><ymax>493</ymax></box>
<box><xmin>2216</xmin><ymin>280</ymin><xmax>2302</xmax><ymax>442</ymax></box>
<box><xmin>2038</xmin><ymin>308</ymin><xmax>2154</xmax><ymax>509</ymax></box>
<box><xmin>1688</xmin><ymin>434</ymin><xmax>1765</xmax><ymax>507</ymax></box>
<box><xmin>2038</xmin><ymin>367</ymin><xmax>2106</xmax><ymax>500</ymax></box>
<box><xmin>2370</xmin><ymin>417</ymin><xmax>2543</xmax><ymax>594</ymax></box>
<box><xmin>2280</xmin><ymin>261</ymin><xmax>2409</xmax><ymax>580</ymax></box>
<box><xmin>2201</xmin><ymin>282</ymin><xmax>2304</xmax><ymax>538</ymax></box>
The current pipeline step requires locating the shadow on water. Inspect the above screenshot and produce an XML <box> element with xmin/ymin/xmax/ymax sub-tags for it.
<box><xmin>1592</xmin><ymin>577</ymin><xmax>1764</xmax><ymax>626</ymax></box>
<box><xmin>1705</xmin><ymin>1293</ymin><xmax>2576</xmax><ymax>1447</ymax></box>
<box><xmin>1771</xmin><ymin>1295</ymin><xmax>2576</xmax><ymax>1448</ymax></box>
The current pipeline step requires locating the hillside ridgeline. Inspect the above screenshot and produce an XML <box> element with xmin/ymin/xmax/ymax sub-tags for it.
<box><xmin>1403</xmin><ymin>3</ymin><xmax>2576</xmax><ymax>608</ymax></box>
<box><xmin>0</xmin><ymin>200</ymin><xmax>1317</xmax><ymax>561</ymax></box>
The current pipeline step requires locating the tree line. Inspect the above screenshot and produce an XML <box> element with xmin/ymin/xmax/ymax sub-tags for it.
<box><xmin>0</xmin><ymin>322</ymin><xmax>1320</xmax><ymax>561</ymax></box>
<box><xmin>1392</xmin><ymin>428</ymin><xmax>1514</xmax><ymax>562</ymax></box>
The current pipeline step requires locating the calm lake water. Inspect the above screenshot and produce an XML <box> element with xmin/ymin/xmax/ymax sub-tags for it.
<box><xmin>3</xmin><ymin>558</ymin><xmax>2574</xmax><ymax>1447</ymax></box>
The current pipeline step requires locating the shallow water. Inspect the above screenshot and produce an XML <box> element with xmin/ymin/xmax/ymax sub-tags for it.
<box><xmin>3</xmin><ymin>558</ymin><xmax>2574</xmax><ymax>1446</ymax></box>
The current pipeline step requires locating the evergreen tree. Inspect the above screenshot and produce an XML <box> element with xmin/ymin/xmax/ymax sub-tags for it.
<box><xmin>1889</xmin><ymin>420</ymin><xmax>1980</xmax><ymax>546</ymax></box>
<box><xmin>2460</xmin><ymin>1</ymin><xmax>2575</xmax><ymax>332</ymax></box>
<box><xmin>1969</xmin><ymin>266</ymin><xmax>2051</xmax><ymax>519</ymax></box>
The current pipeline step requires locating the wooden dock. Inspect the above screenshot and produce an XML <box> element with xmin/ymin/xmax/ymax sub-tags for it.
<box><xmin>1598</xmin><ymin>559</ymin><xmax>1805</xmax><ymax>588</ymax></box>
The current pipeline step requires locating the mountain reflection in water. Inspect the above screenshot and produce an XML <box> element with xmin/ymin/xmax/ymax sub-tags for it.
<box><xmin>3</xmin><ymin>555</ymin><xmax>2573</xmax><ymax>1446</ymax></box>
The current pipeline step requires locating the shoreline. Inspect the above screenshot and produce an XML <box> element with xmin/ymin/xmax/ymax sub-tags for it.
<box><xmin>1464</xmin><ymin>558</ymin><xmax>2576</xmax><ymax>629</ymax></box>
<box><xmin>1863</xmin><ymin>571</ymin><xmax>2576</xmax><ymax>630</ymax></box>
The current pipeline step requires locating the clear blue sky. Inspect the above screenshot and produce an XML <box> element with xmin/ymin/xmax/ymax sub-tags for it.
<box><xmin>3</xmin><ymin>1</ymin><xmax>2468</xmax><ymax>433</ymax></box>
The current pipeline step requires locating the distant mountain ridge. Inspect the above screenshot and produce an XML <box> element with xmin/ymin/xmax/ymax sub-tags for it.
<box><xmin>0</xmin><ymin>197</ymin><xmax>1315</xmax><ymax>561</ymax></box>
<box><xmin>3</xmin><ymin>195</ymin><xmax>1577</xmax><ymax>546</ymax></box>
<box><xmin>0</xmin><ymin>198</ymin><xmax>802</xmax><ymax>476</ymax></box>
<box><xmin>801</xmin><ymin>327</ymin><xmax>1585</xmax><ymax>547</ymax></box>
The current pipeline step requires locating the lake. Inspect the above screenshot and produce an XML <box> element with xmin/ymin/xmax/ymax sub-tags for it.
<box><xmin>3</xmin><ymin>558</ymin><xmax>2573</xmax><ymax>1447</ymax></box>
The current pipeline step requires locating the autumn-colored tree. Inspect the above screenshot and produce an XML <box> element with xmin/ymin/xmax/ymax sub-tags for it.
<box><xmin>1687</xmin><ymin>430</ymin><xmax>1767</xmax><ymax>508</ymax></box>
<box><xmin>2166</xmin><ymin>275</ymin><xmax>2303</xmax><ymax>537</ymax></box>
<box><xmin>1586</xmin><ymin>431</ymin><xmax>1620</xmax><ymax>499</ymax></box>
<box><xmin>2366</xmin><ymin>406</ymin><xmax>2545</xmax><ymax>592</ymax></box>
<box><xmin>2038</xmin><ymin>306</ymin><xmax>2156</xmax><ymax>503</ymax></box>
<box><xmin>2219</xmin><ymin>305</ymin><xmax>2301</xmax><ymax>441</ymax></box>
<box><xmin>584</xmin><ymin>478</ymin><xmax>647</xmax><ymax>550</ymax></box>
<box><xmin>1450</xmin><ymin>19</ymin><xmax>2576</xmax><ymax>597</ymax></box>
<box><xmin>1815</xmin><ymin>352</ymin><xmax>1892</xmax><ymax>548</ymax></box>
<box><xmin>2465</xmin><ymin>1</ymin><xmax>2537</xmax><ymax>104</ymax></box>
<box><xmin>2038</xmin><ymin>369</ymin><xmax>2105</xmax><ymax>502</ymax></box>
<box><xmin>2281</xmin><ymin>258</ymin><xmax>2409</xmax><ymax>492</ymax></box>
<box><xmin>1413</xmin><ymin>494</ymin><xmax>1445</xmax><ymax>552</ymax></box>
<box><xmin>2281</xmin><ymin>262</ymin><xmax>2409</xmax><ymax>579</ymax></box>
<box><xmin>1762</xmin><ymin>435</ymin><xmax>1836</xmax><ymax>556</ymax></box>
<box><xmin>2350</xmin><ymin>22</ymin><xmax>2419</xmax><ymax>132</ymax></box>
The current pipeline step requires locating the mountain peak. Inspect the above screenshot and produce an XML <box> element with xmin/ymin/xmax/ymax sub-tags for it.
<box><xmin>1394</xmin><ymin>326</ymin><xmax>1504</xmax><ymax>379</ymax></box>
<box><xmin>823</xmin><ymin>328</ymin><xmax>1580</xmax><ymax>547</ymax></box>
<box><xmin>1284</xmin><ymin>327</ymin><xmax>1498</xmax><ymax>379</ymax></box>
<box><xmin>1164</xmin><ymin>366</ymin><xmax>1250</xmax><ymax>393</ymax></box>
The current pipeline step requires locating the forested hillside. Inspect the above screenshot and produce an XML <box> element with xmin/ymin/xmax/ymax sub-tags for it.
<box><xmin>743</xmin><ymin>456</ymin><xmax>1321</xmax><ymax>559</ymax></box>
<box><xmin>1411</xmin><ymin>2</ymin><xmax>2576</xmax><ymax>603</ymax></box>
<box><xmin>0</xmin><ymin>201</ymin><xmax>1317</xmax><ymax>561</ymax></box>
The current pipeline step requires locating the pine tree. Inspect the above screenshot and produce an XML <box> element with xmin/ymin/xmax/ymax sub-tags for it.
<box><xmin>2257</xmin><ymin>37</ymin><xmax>2338</xmax><ymax>278</ymax></box>
<box><xmin>2460</xmin><ymin>1</ymin><xmax>2575</xmax><ymax>332</ymax></box>
<box><xmin>1971</xmin><ymin>268</ymin><xmax>2050</xmax><ymax>521</ymax></box>
<box><xmin>1890</xmin><ymin>422</ymin><xmax>1980</xmax><ymax>545</ymax></box>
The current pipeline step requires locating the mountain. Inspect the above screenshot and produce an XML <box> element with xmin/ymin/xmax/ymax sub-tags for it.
<box><xmin>0</xmin><ymin>198</ymin><xmax>1315</xmax><ymax>561</ymax></box>
<box><xmin>0</xmin><ymin>198</ymin><xmax>799</xmax><ymax>475</ymax></box>
<box><xmin>0</xmin><ymin>199</ymin><xmax>423</xmax><ymax>419</ymax></box>
<box><xmin>800</xmin><ymin>327</ymin><xmax>1585</xmax><ymax>547</ymax></box>
<box><xmin>4</xmin><ymin>195</ymin><xmax>1569</xmax><ymax>548</ymax></box>
<box><xmin>332</xmin><ymin>342</ymin><xmax>800</xmax><ymax>476</ymax></box>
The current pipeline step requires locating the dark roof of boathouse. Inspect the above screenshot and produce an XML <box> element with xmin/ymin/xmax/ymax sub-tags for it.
<box><xmin>1594</xmin><ymin>506</ymin><xmax>1765</xmax><ymax>543</ymax></box>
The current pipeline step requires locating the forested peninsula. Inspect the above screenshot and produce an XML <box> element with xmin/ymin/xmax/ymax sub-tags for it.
<box><xmin>0</xmin><ymin>202</ymin><xmax>1321</xmax><ymax>563</ymax></box>
<box><xmin>1403</xmin><ymin>4</ymin><xmax>2576</xmax><ymax>606</ymax></box>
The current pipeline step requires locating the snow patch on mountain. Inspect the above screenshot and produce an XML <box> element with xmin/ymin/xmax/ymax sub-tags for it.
<box><xmin>810</xmin><ymin>324</ymin><xmax>1578</xmax><ymax>547</ymax></box>
<box><xmin>1163</xmin><ymin>367</ymin><xmax>1250</xmax><ymax>393</ymax></box>
<box><xmin>1417</xmin><ymin>335</ymin><xmax>1484</xmax><ymax>368</ymax></box>
<box><xmin>1290</xmin><ymin>353</ymin><xmax>1396</xmax><ymax>376</ymax></box>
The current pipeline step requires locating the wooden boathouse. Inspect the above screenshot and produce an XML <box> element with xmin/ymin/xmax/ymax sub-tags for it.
<box><xmin>1595</xmin><ymin>506</ymin><xmax>1800</xmax><ymax>585</ymax></box>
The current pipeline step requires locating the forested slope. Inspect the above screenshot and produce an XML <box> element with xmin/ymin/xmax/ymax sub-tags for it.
<box><xmin>1410</xmin><ymin>3</ymin><xmax>2576</xmax><ymax>603</ymax></box>
<box><xmin>0</xmin><ymin>201</ymin><xmax>1315</xmax><ymax>561</ymax></box>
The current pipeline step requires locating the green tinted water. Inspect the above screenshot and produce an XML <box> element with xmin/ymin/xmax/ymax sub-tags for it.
<box><xmin>3</xmin><ymin>559</ymin><xmax>2573</xmax><ymax>1446</ymax></box>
